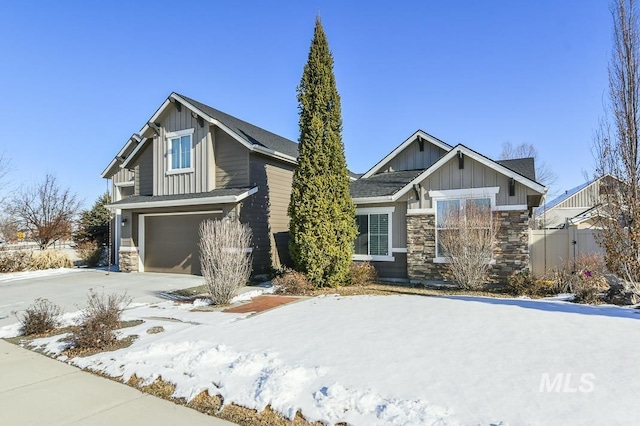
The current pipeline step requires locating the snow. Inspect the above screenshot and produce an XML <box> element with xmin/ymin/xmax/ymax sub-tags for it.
<box><xmin>0</xmin><ymin>267</ymin><xmax>81</xmax><ymax>284</ymax></box>
<box><xmin>4</xmin><ymin>293</ymin><xmax>640</xmax><ymax>425</ymax></box>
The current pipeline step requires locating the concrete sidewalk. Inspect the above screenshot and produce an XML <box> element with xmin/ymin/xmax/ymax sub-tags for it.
<box><xmin>0</xmin><ymin>340</ymin><xmax>235</xmax><ymax>425</ymax></box>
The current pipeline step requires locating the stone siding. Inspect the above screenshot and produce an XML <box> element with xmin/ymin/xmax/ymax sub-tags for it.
<box><xmin>119</xmin><ymin>249</ymin><xmax>139</xmax><ymax>272</ymax></box>
<box><xmin>406</xmin><ymin>210</ymin><xmax>529</xmax><ymax>285</ymax></box>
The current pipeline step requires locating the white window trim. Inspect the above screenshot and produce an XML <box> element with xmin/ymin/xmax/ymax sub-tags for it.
<box><xmin>354</xmin><ymin>207</ymin><xmax>395</xmax><ymax>262</ymax></box>
<box><xmin>430</xmin><ymin>187</ymin><xmax>498</xmax><ymax>261</ymax></box>
<box><xmin>166</xmin><ymin>128</ymin><xmax>195</xmax><ymax>173</ymax></box>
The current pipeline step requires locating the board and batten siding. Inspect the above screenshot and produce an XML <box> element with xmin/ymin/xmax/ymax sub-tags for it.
<box><xmin>215</xmin><ymin>128</ymin><xmax>249</xmax><ymax>188</ymax></box>
<box><xmin>413</xmin><ymin>156</ymin><xmax>537</xmax><ymax>208</ymax></box>
<box><xmin>553</xmin><ymin>182</ymin><xmax>599</xmax><ymax>209</ymax></box>
<box><xmin>134</xmin><ymin>142</ymin><xmax>153</xmax><ymax>196</ymax></box>
<box><xmin>379</xmin><ymin>140</ymin><xmax>446</xmax><ymax>173</ymax></box>
<box><xmin>153</xmin><ymin>103</ymin><xmax>214</xmax><ymax>196</ymax></box>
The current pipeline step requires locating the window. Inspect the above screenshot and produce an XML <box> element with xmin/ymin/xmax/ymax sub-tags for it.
<box><xmin>166</xmin><ymin>129</ymin><xmax>194</xmax><ymax>173</ymax></box>
<box><xmin>436</xmin><ymin>197</ymin><xmax>492</xmax><ymax>258</ymax></box>
<box><xmin>430</xmin><ymin>187</ymin><xmax>499</xmax><ymax>261</ymax></box>
<box><xmin>354</xmin><ymin>208</ymin><xmax>394</xmax><ymax>261</ymax></box>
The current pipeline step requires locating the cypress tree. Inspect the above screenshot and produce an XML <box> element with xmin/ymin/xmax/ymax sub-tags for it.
<box><xmin>288</xmin><ymin>17</ymin><xmax>357</xmax><ymax>287</ymax></box>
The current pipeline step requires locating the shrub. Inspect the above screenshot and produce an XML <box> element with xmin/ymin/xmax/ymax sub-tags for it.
<box><xmin>348</xmin><ymin>262</ymin><xmax>378</xmax><ymax>286</ymax></box>
<box><xmin>548</xmin><ymin>253</ymin><xmax>609</xmax><ymax>304</ymax></box>
<box><xmin>273</xmin><ymin>269</ymin><xmax>314</xmax><ymax>295</ymax></box>
<box><xmin>506</xmin><ymin>270</ymin><xmax>557</xmax><ymax>297</ymax></box>
<box><xmin>70</xmin><ymin>289</ymin><xmax>131</xmax><ymax>350</ymax></box>
<box><xmin>438</xmin><ymin>203</ymin><xmax>500</xmax><ymax>289</ymax></box>
<box><xmin>0</xmin><ymin>249</ymin><xmax>32</xmax><ymax>272</ymax></box>
<box><xmin>76</xmin><ymin>240</ymin><xmax>104</xmax><ymax>267</ymax></box>
<box><xmin>199</xmin><ymin>219</ymin><xmax>252</xmax><ymax>305</ymax></box>
<box><xmin>15</xmin><ymin>298</ymin><xmax>63</xmax><ymax>335</ymax></box>
<box><xmin>30</xmin><ymin>250</ymin><xmax>73</xmax><ymax>270</ymax></box>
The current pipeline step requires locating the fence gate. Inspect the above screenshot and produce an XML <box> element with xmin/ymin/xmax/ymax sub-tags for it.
<box><xmin>529</xmin><ymin>226</ymin><xmax>603</xmax><ymax>276</ymax></box>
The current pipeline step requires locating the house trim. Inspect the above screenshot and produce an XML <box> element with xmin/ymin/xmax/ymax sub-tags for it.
<box><xmin>114</xmin><ymin>181</ymin><xmax>134</xmax><ymax>188</ymax></box>
<box><xmin>362</xmin><ymin>130</ymin><xmax>452</xmax><ymax>178</ymax></box>
<box><xmin>105</xmin><ymin>187</ymin><xmax>258</xmax><ymax>210</ymax></box>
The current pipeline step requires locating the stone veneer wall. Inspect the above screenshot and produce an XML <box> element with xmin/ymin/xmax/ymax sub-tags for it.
<box><xmin>490</xmin><ymin>210</ymin><xmax>530</xmax><ymax>283</ymax></box>
<box><xmin>119</xmin><ymin>249</ymin><xmax>139</xmax><ymax>272</ymax></box>
<box><xmin>406</xmin><ymin>210</ymin><xmax>530</xmax><ymax>285</ymax></box>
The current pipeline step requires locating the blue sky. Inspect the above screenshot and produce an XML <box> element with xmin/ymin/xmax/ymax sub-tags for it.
<box><xmin>0</xmin><ymin>1</ymin><xmax>610</xmax><ymax>207</ymax></box>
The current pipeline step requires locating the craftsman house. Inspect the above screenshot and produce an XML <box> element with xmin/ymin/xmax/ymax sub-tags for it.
<box><xmin>350</xmin><ymin>130</ymin><xmax>547</xmax><ymax>283</ymax></box>
<box><xmin>101</xmin><ymin>93</ymin><xmax>298</xmax><ymax>275</ymax></box>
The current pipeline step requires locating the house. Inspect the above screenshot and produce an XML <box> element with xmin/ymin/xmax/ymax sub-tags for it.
<box><xmin>534</xmin><ymin>176</ymin><xmax>609</xmax><ymax>229</ymax></box>
<box><xmin>101</xmin><ymin>93</ymin><xmax>298</xmax><ymax>275</ymax></box>
<box><xmin>350</xmin><ymin>130</ymin><xmax>547</xmax><ymax>283</ymax></box>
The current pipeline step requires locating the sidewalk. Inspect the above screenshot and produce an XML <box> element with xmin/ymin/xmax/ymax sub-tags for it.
<box><xmin>0</xmin><ymin>340</ymin><xmax>235</xmax><ymax>425</ymax></box>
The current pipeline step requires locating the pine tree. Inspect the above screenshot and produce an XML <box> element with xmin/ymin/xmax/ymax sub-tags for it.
<box><xmin>75</xmin><ymin>192</ymin><xmax>111</xmax><ymax>246</ymax></box>
<box><xmin>288</xmin><ymin>18</ymin><xmax>357</xmax><ymax>287</ymax></box>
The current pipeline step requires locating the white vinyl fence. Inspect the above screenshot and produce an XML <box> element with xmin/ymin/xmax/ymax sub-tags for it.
<box><xmin>529</xmin><ymin>227</ymin><xmax>604</xmax><ymax>276</ymax></box>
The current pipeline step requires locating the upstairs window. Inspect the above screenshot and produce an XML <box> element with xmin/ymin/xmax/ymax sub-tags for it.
<box><xmin>166</xmin><ymin>129</ymin><xmax>194</xmax><ymax>172</ymax></box>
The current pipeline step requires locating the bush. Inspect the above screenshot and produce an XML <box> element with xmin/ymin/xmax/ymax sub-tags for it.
<box><xmin>548</xmin><ymin>253</ymin><xmax>609</xmax><ymax>304</ymax></box>
<box><xmin>30</xmin><ymin>250</ymin><xmax>73</xmax><ymax>270</ymax></box>
<box><xmin>76</xmin><ymin>240</ymin><xmax>104</xmax><ymax>267</ymax></box>
<box><xmin>0</xmin><ymin>249</ymin><xmax>32</xmax><ymax>272</ymax></box>
<box><xmin>199</xmin><ymin>219</ymin><xmax>252</xmax><ymax>305</ymax></box>
<box><xmin>506</xmin><ymin>270</ymin><xmax>557</xmax><ymax>297</ymax></box>
<box><xmin>273</xmin><ymin>269</ymin><xmax>315</xmax><ymax>295</ymax></box>
<box><xmin>15</xmin><ymin>298</ymin><xmax>63</xmax><ymax>335</ymax></box>
<box><xmin>70</xmin><ymin>290</ymin><xmax>131</xmax><ymax>351</ymax></box>
<box><xmin>348</xmin><ymin>262</ymin><xmax>378</xmax><ymax>286</ymax></box>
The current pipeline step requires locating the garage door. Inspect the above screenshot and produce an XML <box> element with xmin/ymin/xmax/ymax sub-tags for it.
<box><xmin>143</xmin><ymin>213</ymin><xmax>221</xmax><ymax>275</ymax></box>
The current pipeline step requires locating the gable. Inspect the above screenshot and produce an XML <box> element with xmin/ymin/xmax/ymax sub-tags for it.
<box><xmin>362</xmin><ymin>130</ymin><xmax>451</xmax><ymax>178</ymax></box>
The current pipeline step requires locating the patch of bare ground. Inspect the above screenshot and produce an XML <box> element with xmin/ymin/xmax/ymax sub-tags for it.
<box><xmin>305</xmin><ymin>282</ymin><xmax>513</xmax><ymax>298</ymax></box>
<box><xmin>124</xmin><ymin>375</ymin><xmax>324</xmax><ymax>426</ymax></box>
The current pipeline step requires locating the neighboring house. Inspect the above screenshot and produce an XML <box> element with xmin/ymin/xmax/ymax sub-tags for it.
<box><xmin>101</xmin><ymin>92</ymin><xmax>298</xmax><ymax>275</ymax></box>
<box><xmin>350</xmin><ymin>130</ymin><xmax>547</xmax><ymax>283</ymax></box>
<box><xmin>534</xmin><ymin>176</ymin><xmax>608</xmax><ymax>229</ymax></box>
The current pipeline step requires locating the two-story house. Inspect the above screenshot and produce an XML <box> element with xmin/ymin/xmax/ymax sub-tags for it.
<box><xmin>101</xmin><ymin>93</ymin><xmax>298</xmax><ymax>275</ymax></box>
<box><xmin>350</xmin><ymin>130</ymin><xmax>547</xmax><ymax>283</ymax></box>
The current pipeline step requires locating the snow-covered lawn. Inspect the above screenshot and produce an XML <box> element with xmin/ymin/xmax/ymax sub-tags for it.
<box><xmin>0</xmin><ymin>267</ymin><xmax>82</xmax><ymax>284</ymax></box>
<box><xmin>4</xmin><ymin>293</ymin><xmax>640</xmax><ymax>425</ymax></box>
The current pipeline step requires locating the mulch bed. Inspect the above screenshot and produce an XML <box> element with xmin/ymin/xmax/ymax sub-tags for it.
<box><xmin>223</xmin><ymin>295</ymin><xmax>300</xmax><ymax>314</ymax></box>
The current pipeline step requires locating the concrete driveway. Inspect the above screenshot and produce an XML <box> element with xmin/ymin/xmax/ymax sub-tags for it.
<box><xmin>0</xmin><ymin>269</ymin><xmax>204</xmax><ymax>328</ymax></box>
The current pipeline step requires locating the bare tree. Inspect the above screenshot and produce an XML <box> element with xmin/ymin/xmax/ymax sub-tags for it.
<box><xmin>438</xmin><ymin>202</ymin><xmax>501</xmax><ymax>289</ymax></box>
<box><xmin>593</xmin><ymin>0</ymin><xmax>640</xmax><ymax>285</ymax></box>
<box><xmin>500</xmin><ymin>142</ymin><xmax>557</xmax><ymax>186</ymax></box>
<box><xmin>8</xmin><ymin>174</ymin><xmax>81</xmax><ymax>249</ymax></box>
<box><xmin>199</xmin><ymin>219</ymin><xmax>252</xmax><ymax>305</ymax></box>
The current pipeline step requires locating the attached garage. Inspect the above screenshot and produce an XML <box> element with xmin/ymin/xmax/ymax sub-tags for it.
<box><xmin>140</xmin><ymin>211</ymin><xmax>222</xmax><ymax>275</ymax></box>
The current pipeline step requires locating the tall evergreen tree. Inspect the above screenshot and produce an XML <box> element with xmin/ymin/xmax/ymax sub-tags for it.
<box><xmin>74</xmin><ymin>192</ymin><xmax>111</xmax><ymax>246</ymax></box>
<box><xmin>288</xmin><ymin>18</ymin><xmax>357</xmax><ymax>287</ymax></box>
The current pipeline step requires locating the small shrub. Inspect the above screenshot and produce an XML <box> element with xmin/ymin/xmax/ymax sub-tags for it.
<box><xmin>15</xmin><ymin>298</ymin><xmax>63</xmax><ymax>335</ymax></box>
<box><xmin>273</xmin><ymin>269</ymin><xmax>315</xmax><ymax>295</ymax></box>
<box><xmin>70</xmin><ymin>289</ymin><xmax>131</xmax><ymax>350</ymax></box>
<box><xmin>506</xmin><ymin>270</ymin><xmax>557</xmax><ymax>297</ymax></box>
<box><xmin>30</xmin><ymin>250</ymin><xmax>73</xmax><ymax>270</ymax></box>
<box><xmin>199</xmin><ymin>219</ymin><xmax>252</xmax><ymax>305</ymax></box>
<box><xmin>76</xmin><ymin>241</ymin><xmax>104</xmax><ymax>267</ymax></box>
<box><xmin>0</xmin><ymin>249</ymin><xmax>32</xmax><ymax>272</ymax></box>
<box><xmin>348</xmin><ymin>262</ymin><xmax>378</xmax><ymax>286</ymax></box>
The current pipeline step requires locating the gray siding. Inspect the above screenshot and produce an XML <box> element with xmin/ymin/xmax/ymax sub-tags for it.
<box><xmin>153</xmin><ymin>103</ymin><xmax>215</xmax><ymax>195</ymax></box>
<box><xmin>266</xmin><ymin>160</ymin><xmax>294</xmax><ymax>267</ymax></box>
<box><xmin>356</xmin><ymin>202</ymin><xmax>407</xmax><ymax>249</ymax></box>
<box><xmin>215</xmin><ymin>128</ymin><xmax>249</xmax><ymax>188</ymax></box>
<box><xmin>134</xmin><ymin>142</ymin><xmax>153</xmax><ymax>196</ymax></box>
<box><xmin>379</xmin><ymin>140</ymin><xmax>446</xmax><ymax>172</ymax></box>
<box><xmin>112</xmin><ymin>168</ymin><xmax>134</xmax><ymax>185</ymax></box>
<box><xmin>415</xmin><ymin>156</ymin><xmax>538</xmax><ymax>207</ymax></box>
<box><xmin>241</xmin><ymin>155</ymin><xmax>270</xmax><ymax>273</ymax></box>
<box><xmin>367</xmin><ymin>253</ymin><xmax>408</xmax><ymax>279</ymax></box>
<box><xmin>111</xmin><ymin>168</ymin><xmax>135</xmax><ymax>201</ymax></box>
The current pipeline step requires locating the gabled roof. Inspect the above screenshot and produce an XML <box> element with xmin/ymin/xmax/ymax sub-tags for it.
<box><xmin>119</xmin><ymin>93</ymin><xmax>298</xmax><ymax>170</ymax></box>
<box><xmin>361</xmin><ymin>130</ymin><xmax>452</xmax><ymax>179</ymax></box>
<box><xmin>350</xmin><ymin>170</ymin><xmax>425</xmax><ymax>199</ymax></box>
<box><xmin>496</xmin><ymin>157</ymin><xmax>536</xmax><ymax>182</ymax></box>
<box><xmin>101</xmin><ymin>134</ymin><xmax>143</xmax><ymax>178</ymax></box>
<box><xmin>536</xmin><ymin>178</ymin><xmax>596</xmax><ymax>214</ymax></box>
<box><xmin>353</xmin><ymin>143</ymin><xmax>546</xmax><ymax>203</ymax></box>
